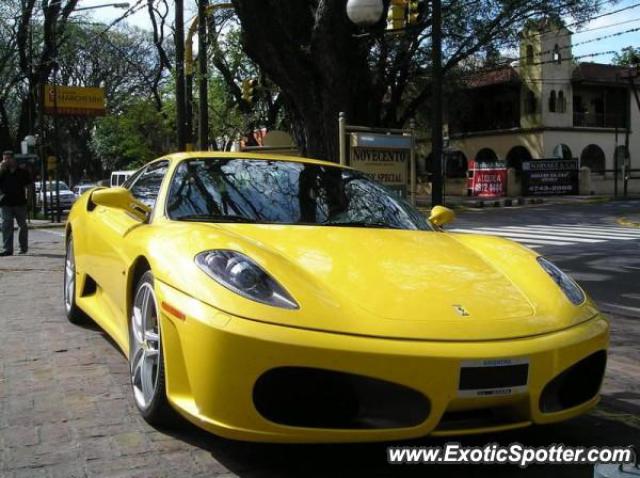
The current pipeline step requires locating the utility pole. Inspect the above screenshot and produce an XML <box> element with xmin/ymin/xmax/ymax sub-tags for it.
<box><xmin>430</xmin><ymin>0</ymin><xmax>444</xmax><ymax>206</ymax></box>
<box><xmin>175</xmin><ymin>0</ymin><xmax>186</xmax><ymax>151</ymax></box>
<box><xmin>198</xmin><ymin>0</ymin><xmax>209</xmax><ymax>150</ymax></box>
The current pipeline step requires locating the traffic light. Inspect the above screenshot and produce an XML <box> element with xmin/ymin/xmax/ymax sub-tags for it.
<box><xmin>407</xmin><ymin>0</ymin><xmax>421</xmax><ymax>25</ymax></box>
<box><xmin>387</xmin><ymin>0</ymin><xmax>407</xmax><ymax>31</ymax></box>
<box><xmin>241</xmin><ymin>78</ymin><xmax>257</xmax><ymax>104</ymax></box>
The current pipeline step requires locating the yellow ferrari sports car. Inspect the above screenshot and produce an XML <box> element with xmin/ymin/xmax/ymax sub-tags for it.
<box><xmin>64</xmin><ymin>152</ymin><xmax>608</xmax><ymax>443</ymax></box>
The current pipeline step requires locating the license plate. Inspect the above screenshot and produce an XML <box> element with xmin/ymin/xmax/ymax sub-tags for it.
<box><xmin>458</xmin><ymin>358</ymin><xmax>529</xmax><ymax>398</ymax></box>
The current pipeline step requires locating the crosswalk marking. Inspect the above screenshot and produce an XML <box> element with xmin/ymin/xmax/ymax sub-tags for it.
<box><xmin>450</xmin><ymin>229</ymin><xmax>574</xmax><ymax>246</ymax></box>
<box><xmin>555</xmin><ymin>225</ymin><xmax>640</xmax><ymax>236</ymax></box>
<box><xmin>469</xmin><ymin>228</ymin><xmax>604</xmax><ymax>243</ymax></box>
<box><xmin>519</xmin><ymin>226</ymin><xmax>640</xmax><ymax>240</ymax></box>
<box><xmin>450</xmin><ymin>224</ymin><xmax>640</xmax><ymax>249</ymax></box>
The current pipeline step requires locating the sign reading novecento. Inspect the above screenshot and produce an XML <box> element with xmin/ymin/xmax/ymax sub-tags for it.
<box><xmin>349</xmin><ymin>133</ymin><xmax>410</xmax><ymax>196</ymax></box>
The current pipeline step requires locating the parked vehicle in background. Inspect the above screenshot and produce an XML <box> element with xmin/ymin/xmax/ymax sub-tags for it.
<box><xmin>73</xmin><ymin>183</ymin><xmax>96</xmax><ymax>198</ymax></box>
<box><xmin>110</xmin><ymin>170</ymin><xmax>135</xmax><ymax>187</ymax></box>
<box><xmin>35</xmin><ymin>181</ymin><xmax>77</xmax><ymax>211</ymax></box>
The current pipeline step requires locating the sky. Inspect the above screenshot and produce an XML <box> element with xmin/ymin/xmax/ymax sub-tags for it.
<box><xmin>569</xmin><ymin>0</ymin><xmax>640</xmax><ymax>63</ymax></box>
<box><xmin>76</xmin><ymin>0</ymin><xmax>639</xmax><ymax>64</ymax></box>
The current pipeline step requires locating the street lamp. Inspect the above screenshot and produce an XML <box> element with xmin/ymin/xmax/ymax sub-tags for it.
<box><xmin>345</xmin><ymin>0</ymin><xmax>444</xmax><ymax>206</ymax></box>
<box><xmin>346</xmin><ymin>0</ymin><xmax>384</xmax><ymax>27</ymax></box>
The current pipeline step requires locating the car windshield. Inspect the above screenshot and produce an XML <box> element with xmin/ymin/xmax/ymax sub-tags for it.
<box><xmin>166</xmin><ymin>158</ymin><xmax>430</xmax><ymax>230</ymax></box>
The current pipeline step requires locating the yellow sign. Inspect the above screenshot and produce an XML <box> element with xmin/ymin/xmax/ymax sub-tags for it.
<box><xmin>47</xmin><ymin>156</ymin><xmax>57</xmax><ymax>170</ymax></box>
<box><xmin>44</xmin><ymin>85</ymin><xmax>106</xmax><ymax>116</ymax></box>
<box><xmin>348</xmin><ymin>133</ymin><xmax>411</xmax><ymax>195</ymax></box>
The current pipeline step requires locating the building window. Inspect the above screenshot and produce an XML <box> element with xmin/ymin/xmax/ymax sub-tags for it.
<box><xmin>549</xmin><ymin>90</ymin><xmax>557</xmax><ymax>112</ymax></box>
<box><xmin>476</xmin><ymin>148</ymin><xmax>499</xmax><ymax>164</ymax></box>
<box><xmin>553</xmin><ymin>44</ymin><xmax>562</xmax><ymax>64</ymax></box>
<box><xmin>526</xmin><ymin>45</ymin><xmax>534</xmax><ymax>64</ymax></box>
<box><xmin>580</xmin><ymin>144</ymin><xmax>605</xmax><ymax>174</ymax></box>
<box><xmin>553</xmin><ymin>144</ymin><xmax>573</xmax><ymax>160</ymax></box>
<box><xmin>506</xmin><ymin>146</ymin><xmax>532</xmax><ymax>176</ymax></box>
<box><xmin>558</xmin><ymin>90</ymin><xmax>566</xmax><ymax>113</ymax></box>
<box><xmin>525</xmin><ymin>90</ymin><xmax>537</xmax><ymax>114</ymax></box>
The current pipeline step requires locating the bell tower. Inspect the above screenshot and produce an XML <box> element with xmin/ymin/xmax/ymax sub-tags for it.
<box><xmin>519</xmin><ymin>19</ymin><xmax>573</xmax><ymax>128</ymax></box>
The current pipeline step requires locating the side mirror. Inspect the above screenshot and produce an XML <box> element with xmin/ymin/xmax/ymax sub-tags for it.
<box><xmin>428</xmin><ymin>205</ymin><xmax>456</xmax><ymax>227</ymax></box>
<box><xmin>90</xmin><ymin>187</ymin><xmax>151</xmax><ymax>222</ymax></box>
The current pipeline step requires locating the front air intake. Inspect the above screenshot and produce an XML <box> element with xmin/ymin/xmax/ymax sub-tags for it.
<box><xmin>539</xmin><ymin>350</ymin><xmax>607</xmax><ymax>413</ymax></box>
<box><xmin>253</xmin><ymin>367</ymin><xmax>430</xmax><ymax>429</ymax></box>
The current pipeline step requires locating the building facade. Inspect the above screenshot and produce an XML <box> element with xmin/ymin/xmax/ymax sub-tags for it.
<box><xmin>440</xmin><ymin>20</ymin><xmax>639</xmax><ymax>194</ymax></box>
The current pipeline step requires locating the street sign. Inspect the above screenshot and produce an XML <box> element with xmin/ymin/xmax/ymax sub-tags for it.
<box><xmin>47</xmin><ymin>156</ymin><xmax>57</xmax><ymax>171</ymax></box>
<box><xmin>349</xmin><ymin>132</ymin><xmax>411</xmax><ymax>197</ymax></box>
<box><xmin>44</xmin><ymin>85</ymin><xmax>106</xmax><ymax>116</ymax></box>
<box><xmin>521</xmin><ymin>159</ymin><xmax>579</xmax><ymax>196</ymax></box>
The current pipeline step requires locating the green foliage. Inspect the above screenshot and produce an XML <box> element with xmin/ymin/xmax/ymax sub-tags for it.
<box><xmin>91</xmin><ymin>99</ymin><xmax>173</xmax><ymax>171</ymax></box>
<box><xmin>613</xmin><ymin>46</ymin><xmax>640</xmax><ymax>67</ymax></box>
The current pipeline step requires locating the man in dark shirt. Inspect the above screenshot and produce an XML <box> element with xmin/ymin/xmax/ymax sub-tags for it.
<box><xmin>0</xmin><ymin>151</ymin><xmax>31</xmax><ymax>256</ymax></box>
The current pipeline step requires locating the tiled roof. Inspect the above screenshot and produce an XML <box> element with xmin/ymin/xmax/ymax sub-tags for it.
<box><xmin>573</xmin><ymin>62</ymin><xmax>630</xmax><ymax>84</ymax></box>
<box><xmin>465</xmin><ymin>66</ymin><xmax>520</xmax><ymax>88</ymax></box>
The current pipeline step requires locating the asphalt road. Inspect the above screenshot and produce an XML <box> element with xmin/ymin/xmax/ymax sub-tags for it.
<box><xmin>1</xmin><ymin>200</ymin><xmax>639</xmax><ymax>478</ymax></box>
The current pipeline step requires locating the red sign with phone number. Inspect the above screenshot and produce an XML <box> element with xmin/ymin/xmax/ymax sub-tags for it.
<box><xmin>470</xmin><ymin>167</ymin><xmax>507</xmax><ymax>198</ymax></box>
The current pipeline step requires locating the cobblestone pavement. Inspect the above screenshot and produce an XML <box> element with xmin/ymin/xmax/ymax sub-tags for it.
<box><xmin>1</xmin><ymin>227</ymin><xmax>639</xmax><ymax>478</ymax></box>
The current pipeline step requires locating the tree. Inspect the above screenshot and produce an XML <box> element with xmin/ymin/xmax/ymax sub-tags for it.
<box><xmin>204</xmin><ymin>13</ymin><xmax>288</xmax><ymax>149</ymax></box>
<box><xmin>613</xmin><ymin>46</ymin><xmax>640</xmax><ymax>67</ymax></box>
<box><xmin>230</xmin><ymin>0</ymin><xmax>600</xmax><ymax>161</ymax></box>
<box><xmin>0</xmin><ymin>1</ymin><xmax>175</xmax><ymax>182</ymax></box>
<box><xmin>91</xmin><ymin>98</ymin><xmax>174</xmax><ymax>172</ymax></box>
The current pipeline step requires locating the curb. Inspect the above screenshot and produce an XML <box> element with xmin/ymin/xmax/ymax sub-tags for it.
<box><xmin>417</xmin><ymin>195</ymin><xmax>612</xmax><ymax>210</ymax></box>
<box><xmin>616</xmin><ymin>217</ymin><xmax>640</xmax><ymax>228</ymax></box>
<box><xmin>15</xmin><ymin>223</ymin><xmax>66</xmax><ymax>230</ymax></box>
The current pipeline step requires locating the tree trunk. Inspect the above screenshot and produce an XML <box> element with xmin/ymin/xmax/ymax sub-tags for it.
<box><xmin>232</xmin><ymin>0</ymin><xmax>375</xmax><ymax>162</ymax></box>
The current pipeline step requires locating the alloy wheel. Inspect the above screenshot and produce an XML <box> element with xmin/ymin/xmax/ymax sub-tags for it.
<box><xmin>64</xmin><ymin>239</ymin><xmax>75</xmax><ymax>313</ymax></box>
<box><xmin>130</xmin><ymin>282</ymin><xmax>161</xmax><ymax>410</ymax></box>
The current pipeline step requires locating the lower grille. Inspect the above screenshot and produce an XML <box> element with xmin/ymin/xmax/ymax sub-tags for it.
<box><xmin>253</xmin><ymin>367</ymin><xmax>430</xmax><ymax>429</ymax></box>
<box><xmin>539</xmin><ymin>350</ymin><xmax>607</xmax><ymax>413</ymax></box>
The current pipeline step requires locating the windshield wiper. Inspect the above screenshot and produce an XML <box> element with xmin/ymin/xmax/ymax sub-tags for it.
<box><xmin>176</xmin><ymin>214</ymin><xmax>257</xmax><ymax>223</ymax></box>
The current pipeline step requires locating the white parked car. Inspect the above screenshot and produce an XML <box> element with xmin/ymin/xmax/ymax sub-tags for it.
<box><xmin>72</xmin><ymin>183</ymin><xmax>96</xmax><ymax>198</ymax></box>
<box><xmin>110</xmin><ymin>170</ymin><xmax>135</xmax><ymax>187</ymax></box>
<box><xmin>34</xmin><ymin>181</ymin><xmax>77</xmax><ymax>211</ymax></box>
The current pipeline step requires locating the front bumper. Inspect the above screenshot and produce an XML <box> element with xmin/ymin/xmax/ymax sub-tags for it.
<box><xmin>155</xmin><ymin>280</ymin><xmax>609</xmax><ymax>443</ymax></box>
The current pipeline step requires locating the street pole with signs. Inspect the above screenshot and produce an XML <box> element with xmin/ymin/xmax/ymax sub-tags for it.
<box><xmin>175</xmin><ymin>0</ymin><xmax>187</xmax><ymax>151</ymax></box>
<box><xmin>197</xmin><ymin>0</ymin><xmax>209</xmax><ymax>151</ymax></box>
<box><xmin>185</xmin><ymin>3</ymin><xmax>233</xmax><ymax>151</ymax></box>
<box><xmin>430</xmin><ymin>0</ymin><xmax>443</xmax><ymax>206</ymax></box>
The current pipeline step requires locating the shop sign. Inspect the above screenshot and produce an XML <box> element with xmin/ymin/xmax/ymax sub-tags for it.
<box><xmin>522</xmin><ymin>159</ymin><xmax>579</xmax><ymax>196</ymax></box>
<box><xmin>349</xmin><ymin>133</ymin><xmax>411</xmax><ymax>196</ymax></box>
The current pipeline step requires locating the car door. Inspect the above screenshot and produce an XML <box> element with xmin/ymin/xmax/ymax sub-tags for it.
<box><xmin>89</xmin><ymin>161</ymin><xmax>169</xmax><ymax>324</ymax></box>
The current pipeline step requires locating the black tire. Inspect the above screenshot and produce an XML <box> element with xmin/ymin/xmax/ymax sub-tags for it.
<box><xmin>64</xmin><ymin>235</ymin><xmax>86</xmax><ymax>324</ymax></box>
<box><xmin>129</xmin><ymin>271</ymin><xmax>176</xmax><ymax>426</ymax></box>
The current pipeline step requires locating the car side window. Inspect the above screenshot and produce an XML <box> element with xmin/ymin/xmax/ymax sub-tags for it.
<box><xmin>129</xmin><ymin>161</ymin><xmax>169</xmax><ymax>208</ymax></box>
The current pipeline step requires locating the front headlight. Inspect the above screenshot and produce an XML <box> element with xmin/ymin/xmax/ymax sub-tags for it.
<box><xmin>537</xmin><ymin>257</ymin><xmax>585</xmax><ymax>306</ymax></box>
<box><xmin>195</xmin><ymin>250</ymin><xmax>299</xmax><ymax>310</ymax></box>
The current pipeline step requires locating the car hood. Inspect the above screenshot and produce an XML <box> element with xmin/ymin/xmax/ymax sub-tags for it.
<box><xmin>153</xmin><ymin>223</ymin><xmax>598</xmax><ymax>341</ymax></box>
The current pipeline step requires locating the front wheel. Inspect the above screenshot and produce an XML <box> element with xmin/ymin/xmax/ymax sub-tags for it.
<box><xmin>129</xmin><ymin>271</ymin><xmax>175</xmax><ymax>426</ymax></box>
<box><xmin>64</xmin><ymin>235</ymin><xmax>86</xmax><ymax>324</ymax></box>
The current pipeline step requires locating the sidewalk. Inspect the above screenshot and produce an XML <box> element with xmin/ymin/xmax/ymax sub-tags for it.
<box><xmin>617</xmin><ymin>213</ymin><xmax>640</xmax><ymax>228</ymax></box>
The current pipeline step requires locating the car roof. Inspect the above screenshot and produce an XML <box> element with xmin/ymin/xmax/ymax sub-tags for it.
<box><xmin>162</xmin><ymin>152</ymin><xmax>347</xmax><ymax>170</ymax></box>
